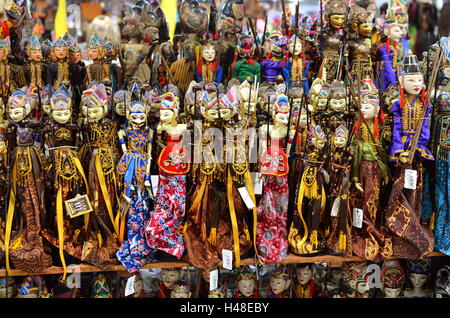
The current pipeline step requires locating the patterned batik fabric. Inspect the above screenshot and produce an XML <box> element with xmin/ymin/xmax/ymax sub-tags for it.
<box><xmin>385</xmin><ymin>161</ymin><xmax>434</xmax><ymax>259</ymax></box>
<box><xmin>116</xmin><ymin>192</ymin><xmax>157</xmax><ymax>273</ymax></box>
<box><xmin>256</xmin><ymin>175</ymin><xmax>289</xmax><ymax>263</ymax></box>
<box><xmin>352</xmin><ymin>161</ymin><xmax>393</xmax><ymax>261</ymax></box>
<box><xmin>145</xmin><ymin>171</ymin><xmax>186</xmax><ymax>259</ymax></box>
<box><xmin>434</xmin><ymin>152</ymin><xmax>450</xmax><ymax>255</ymax></box>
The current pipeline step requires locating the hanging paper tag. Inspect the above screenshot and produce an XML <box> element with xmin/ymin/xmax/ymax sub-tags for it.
<box><xmin>250</xmin><ymin>172</ymin><xmax>263</xmax><ymax>195</ymax></box>
<box><xmin>65</xmin><ymin>194</ymin><xmax>93</xmax><ymax>218</ymax></box>
<box><xmin>209</xmin><ymin>269</ymin><xmax>219</xmax><ymax>291</ymax></box>
<box><xmin>238</xmin><ymin>187</ymin><xmax>255</xmax><ymax>210</ymax></box>
<box><xmin>353</xmin><ymin>208</ymin><xmax>363</xmax><ymax>228</ymax></box>
<box><xmin>222</xmin><ymin>249</ymin><xmax>233</xmax><ymax>270</ymax></box>
<box><xmin>151</xmin><ymin>175</ymin><xmax>159</xmax><ymax>197</ymax></box>
<box><xmin>331</xmin><ymin>198</ymin><xmax>341</xmax><ymax>217</ymax></box>
<box><xmin>404</xmin><ymin>169</ymin><xmax>417</xmax><ymax>190</ymax></box>
<box><xmin>66</xmin><ymin>273</ymin><xmax>81</xmax><ymax>289</ymax></box>
<box><xmin>125</xmin><ymin>275</ymin><xmax>136</xmax><ymax>297</ymax></box>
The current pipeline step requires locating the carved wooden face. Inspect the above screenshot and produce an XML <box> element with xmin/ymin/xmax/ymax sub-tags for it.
<box><xmin>52</xmin><ymin>109</ymin><xmax>72</xmax><ymax>124</ymax></box>
<box><xmin>180</xmin><ymin>0</ymin><xmax>209</xmax><ymax>35</ymax></box>
<box><xmin>270</xmin><ymin>277</ymin><xmax>290</xmax><ymax>295</ymax></box>
<box><xmin>237</xmin><ymin>278</ymin><xmax>255</xmax><ymax>297</ymax></box>
<box><xmin>401</xmin><ymin>74</ymin><xmax>424</xmax><ymax>96</ymax></box>
<box><xmin>28</xmin><ymin>49</ymin><xmax>42</xmax><ymax>62</ymax></box>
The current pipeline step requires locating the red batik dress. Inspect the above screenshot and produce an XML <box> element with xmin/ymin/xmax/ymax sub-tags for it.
<box><xmin>145</xmin><ymin>133</ymin><xmax>189</xmax><ymax>259</ymax></box>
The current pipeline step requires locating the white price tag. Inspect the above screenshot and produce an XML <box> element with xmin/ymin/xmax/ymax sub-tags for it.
<box><xmin>251</xmin><ymin>172</ymin><xmax>263</xmax><ymax>195</ymax></box>
<box><xmin>125</xmin><ymin>275</ymin><xmax>136</xmax><ymax>297</ymax></box>
<box><xmin>209</xmin><ymin>269</ymin><xmax>218</xmax><ymax>291</ymax></box>
<box><xmin>331</xmin><ymin>198</ymin><xmax>340</xmax><ymax>217</ymax></box>
<box><xmin>404</xmin><ymin>169</ymin><xmax>417</xmax><ymax>190</ymax></box>
<box><xmin>66</xmin><ymin>273</ymin><xmax>81</xmax><ymax>289</ymax></box>
<box><xmin>238</xmin><ymin>187</ymin><xmax>256</xmax><ymax>210</ymax></box>
<box><xmin>222</xmin><ymin>249</ymin><xmax>233</xmax><ymax>270</ymax></box>
<box><xmin>151</xmin><ymin>175</ymin><xmax>159</xmax><ymax>196</ymax></box>
<box><xmin>353</xmin><ymin>208</ymin><xmax>363</xmax><ymax>228</ymax></box>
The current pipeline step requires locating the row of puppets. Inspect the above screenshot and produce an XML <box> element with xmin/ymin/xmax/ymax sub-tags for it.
<box><xmin>0</xmin><ymin>0</ymin><xmax>450</xmax><ymax>283</ymax></box>
<box><xmin>1</xmin><ymin>258</ymin><xmax>450</xmax><ymax>298</ymax></box>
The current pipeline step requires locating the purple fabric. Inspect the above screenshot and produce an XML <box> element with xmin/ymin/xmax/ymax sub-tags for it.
<box><xmin>389</xmin><ymin>98</ymin><xmax>434</xmax><ymax>161</ymax></box>
<box><xmin>377</xmin><ymin>44</ymin><xmax>397</xmax><ymax>92</ymax></box>
<box><xmin>260</xmin><ymin>60</ymin><xmax>283</xmax><ymax>83</ymax></box>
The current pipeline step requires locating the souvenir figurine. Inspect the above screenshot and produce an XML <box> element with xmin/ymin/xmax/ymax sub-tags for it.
<box><xmin>102</xmin><ymin>38</ymin><xmax>123</xmax><ymax>93</ymax></box>
<box><xmin>381</xmin><ymin>259</ymin><xmax>405</xmax><ymax>298</ymax></box>
<box><xmin>267</xmin><ymin>266</ymin><xmax>291</xmax><ymax>298</ymax></box>
<box><xmin>385</xmin><ymin>53</ymin><xmax>434</xmax><ymax>259</ymax></box>
<box><xmin>403</xmin><ymin>258</ymin><xmax>432</xmax><ymax>298</ymax></box>
<box><xmin>157</xmin><ymin>268</ymin><xmax>181</xmax><ymax>298</ymax></box>
<box><xmin>319</xmin><ymin>0</ymin><xmax>347</xmax><ymax>83</ymax></box>
<box><xmin>239</xmin><ymin>79</ymin><xmax>259</xmax><ymax>127</ymax></box>
<box><xmin>231</xmin><ymin>34</ymin><xmax>261</xmax><ymax>84</ymax></box>
<box><xmin>46</xmin><ymin>36</ymin><xmax>82</xmax><ymax>90</ymax></box>
<box><xmin>256</xmin><ymin>94</ymin><xmax>291</xmax><ymax>263</ymax></box>
<box><xmin>347</xmin><ymin>5</ymin><xmax>374</xmax><ymax>85</ymax></box>
<box><xmin>375</xmin><ymin>0</ymin><xmax>408</xmax><ymax>93</ymax></box>
<box><xmin>84</xmin><ymin>33</ymin><xmax>110</xmax><ymax>87</ymax></box>
<box><xmin>41</xmin><ymin>39</ymin><xmax>54</xmax><ymax>63</ymax></box>
<box><xmin>260</xmin><ymin>34</ymin><xmax>288</xmax><ymax>84</ymax></box>
<box><xmin>116</xmin><ymin>96</ymin><xmax>156</xmax><ymax>273</ymax></box>
<box><xmin>41</xmin><ymin>85</ymin><xmax>89</xmax><ymax>281</ymax></box>
<box><xmin>16</xmin><ymin>276</ymin><xmax>40</xmax><ymax>298</ymax></box>
<box><xmin>170</xmin><ymin>280</ymin><xmax>192</xmax><ymax>298</ymax></box>
<box><xmin>0</xmin><ymin>39</ymin><xmax>25</xmax><ymax>99</ymax></box>
<box><xmin>283</xmin><ymin>35</ymin><xmax>310</xmax><ymax>92</ymax></box>
<box><xmin>0</xmin><ymin>277</ymin><xmax>16</xmax><ymax>298</ymax></box>
<box><xmin>125</xmin><ymin>272</ymin><xmax>146</xmax><ymax>298</ymax></box>
<box><xmin>289</xmin><ymin>125</ymin><xmax>328</xmax><ymax>255</ymax></box>
<box><xmin>323</xmin><ymin>81</ymin><xmax>350</xmax><ymax>131</ymax></box>
<box><xmin>233</xmin><ymin>267</ymin><xmax>259</xmax><ymax>298</ymax></box>
<box><xmin>113</xmin><ymin>90</ymin><xmax>131</xmax><ymax>125</ymax></box>
<box><xmin>326</xmin><ymin>125</ymin><xmax>353</xmax><ymax>256</ymax></box>
<box><xmin>208</xmin><ymin>286</ymin><xmax>226</xmax><ymax>298</ymax></box>
<box><xmin>340</xmin><ymin>262</ymin><xmax>373</xmax><ymax>298</ymax></box>
<box><xmin>196</xmin><ymin>40</ymin><xmax>223</xmax><ymax>85</ymax></box>
<box><xmin>292</xmin><ymin>263</ymin><xmax>317</xmax><ymax>298</ymax></box>
<box><xmin>179</xmin><ymin>0</ymin><xmax>210</xmax><ymax>37</ymax></box>
<box><xmin>91</xmin><ymin>273</ymin><xmax>113</xmax><ymax>298</ymax></box>
<box><xmin>4</xmin><ymin>88</ymin><xmax>52</xmax><ymax>275</ymax></box>
<box><xmin>351</xmin><ymin>78</ymin><xmax>392</xmax><ymax>261</ymax></box>
<box><xmin>23</xmin><ymin>34</ymin><xmax>46</xmax><ymax>89</ymax></box>
<box><xmin>309</xmin><ymin>77</ymin><xmax>331</xmax><ymax>125</ymax></box>
<box><xmin>78</xmin><ymin>82</ymin><xmax>120</xmax><ymax>269</ymax></box>
<box><xmin>217</xmin><ymin>0</ymin><xmax>244</xmax><ymax>34</ymax></box>
<box><xmin>435</xmin><ymin>265</ymin><xmax>450</xmax><ymax>298</ymax></box>
<box><xmin>145</xmin><ymin>92</ymin><xmax>189</xmax><ymax>259</ymax></box>
<box><xmin>198</xmin><ymin>266</ymin><xmax>219</xmax><ymax>298</ymax></box>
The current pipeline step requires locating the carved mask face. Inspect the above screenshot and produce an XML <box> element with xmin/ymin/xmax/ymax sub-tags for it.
<box><xmin>358</xmin><ymin>22</ymin><xmax>372</xmax><ymax>37</ymax></box>
<box><xmin>296</xmin><ymin>268</ymin><xmax>313</xmax><ymax>285</ymax></box>
<box><xmin>202</xmin><ymin>45</ymin><xmax>216</xmax><ymax>63</ymax></box>
<box><xmin>387</xmin><ymin>25</ymin><xmax>404</xmax><ymax>43</ymax></box>
<box><xmin>237</xmin><ymin>279</ymin><xmax>255</xmax><ymax>297</ymax></box>
<box><xmin>274</xmin><ymin>112</ymin><xmax>289</xmax><ymax>126</ymax></box>
<box><xmin>334</xmin><ymin>136</ymin><xmax>347</xmax><ymax>148</ymax></box>
<box><xmin>160</xmin><ymin>109</ymin><xmax>176</xmax><ymax>123</ymax></box>
<box><xmin>357</xmin><ymin>281</ymin><xmax>370</xmax><ymax>295</ymax></box>
<box><xmin>410</xmin><ymin>273</ymin><xmax>427</xmax><ymax>289</ymax></box>
<box><xmin>180</xmin><ymin>0</ymin><xmax>209</xmax><ymax>35</ymax></box>
<box><xmin>360</xmin><ymin>102</ymin><xmax>379</xmax><ymax>120</ymax></box>
<box><xmin>69</xmin><ymin>52</ymin><xmax>82</xmax><ymax>64</ymax></box>
<box><xmin>28</xmin><ymin>49</ymin><xmax>42</xmax><ymax>63</ymax></box>
<box><xmin>115</xmin><ymin>102</ymin><xmax>126</xmax><ymax>117</ymax></box>
<box><xmin>54</xmin><ymin>46</ymin><xmax>68</xmax><ymax>59</ymax></box>
<box><xmin>329</xmin><ymin>98</ymin><xmax>346</xmax><ymax>112</ymax></box>
<box><xmin>87</xmin><ymin>106</ymin><xmax>106</xmax><ymax>122</ymax></box>
<box><xmin>170</xmin><ymin>290</ymin><xmax>191</xmax><ymax>298</ymax></box>
<box><xmin>289</xmin><ymin>40</ymin><xmax>302</xmax><ymax>57</ymax></box>
<box><xmin>8</xmin><ymin>107</ymin><xmax>26</xmax><ymax>122</ymax></box>
<box><xmin>329</xmin><ymin>14</ymin><xmax>345</xmax><ymax>29</ymax></box>
<box><xmin>270</xmin><ymin>278</ymin><xmax>289</xmax><ymax>295</ymax></box>
<box><xmin>52</xmin><ymin>109</ymin><xmax>72</xmax><ymax>124</ymax></box>
<box><xmin>143</xmin><ymin>27</ymin><xmax>159</xmax><ymax>45</ymax></box>
<box><xmin>161</xmin><ymin>270</ymin><xmax>180</xmax><ymax>288</ymax></box>
<box><xmin>88</xmin><ymin>47</ymin><xmax>101</xmax><ymax>60</ymax></box>
<box><xmin>401</xmin><ymin>74</ymin><xmax>424</xmax><ymax>95</ymax></box>
<box><xmin>204</xmin><ymin>109</ymin><xmax>219</xmax><ymax>122</ymax></box>
<box><xmin>219</xmin><ymin>108</ymin><xmax>234</xmax><ymax>121</ymax></box>
<box><xmin>128</xmin><ymin>112</ymin><xmax>147</xmax><ymax>128</ymax></box>
<box><xmin>384</xmin><ymin>287</ymin><xmax>402</xmax><ymax>298</ymax></box>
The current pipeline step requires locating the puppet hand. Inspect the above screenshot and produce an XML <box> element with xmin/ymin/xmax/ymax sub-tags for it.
<box><xmin>355</xmin><ymin>182</ymin><xmax>364</xmax><ymax>193</ymax></box>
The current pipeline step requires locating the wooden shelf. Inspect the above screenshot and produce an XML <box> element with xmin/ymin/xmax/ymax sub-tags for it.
<box><xmin>0</xmin><ymin>251</ymin><xmax>446</xmax><ymax>277</ymax></box>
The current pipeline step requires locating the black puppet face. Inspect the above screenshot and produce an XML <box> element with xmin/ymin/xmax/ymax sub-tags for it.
<box><xmin>180</xmin><ymin>0</ymin><xmax>209</xmax><ymax>35</ymax></box>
